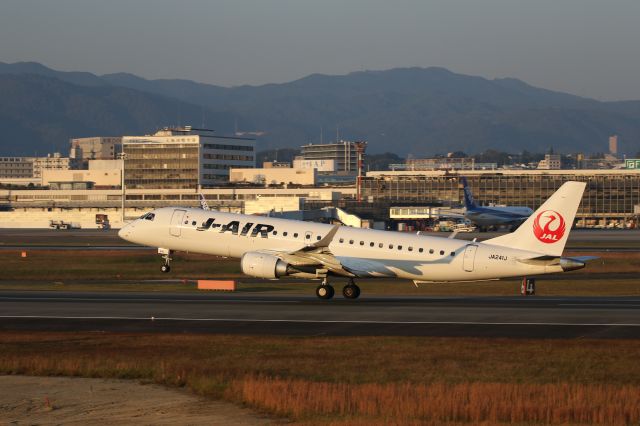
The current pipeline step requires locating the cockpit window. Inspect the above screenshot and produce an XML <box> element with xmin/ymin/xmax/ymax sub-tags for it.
<box><xmin>144</xmin><ymin>213</ymin><xmax>155</xmax><ymax>221</ymax></box>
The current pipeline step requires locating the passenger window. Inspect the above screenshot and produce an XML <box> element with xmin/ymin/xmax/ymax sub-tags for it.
<box><xmin>370</xmin><ymin>242</ymin><xmax>374</xmax><ymax>247</ymax></box>
<box><xmin>273</xmin><ymin>231</ymin><xmax>278</xmax><ymax>235</ymax></box>
<box><xmin>339</xmin><ymin>238</ymin><xmax>344</xmax><ymax>243</ymax></box>
<box><xmin>294</xmin><ymin>233</ymin><xmax>299</xmax><ymax>238</ymax></box>
<box><xmin>349</xmin><ymin>240</ymin><xmax>354</xmax><ymax>244</ymax></box>
<box><xmin>283</xmin><ymin>232</ymin><xmax>288</xmax><ymax>236</ymax></box>
<box><xmin>398</xmin><ymin>245</ymin><xmax>402</xmax><ymax>250</ymax></box>
<box><xmin>192</xmin><ymin>221</ymin><xmax>196</xmax><ymax>226</ymax></box>
<box><xmin>306</xmin><ymin>234</ymin><xmax>311</xmax><ymax>239</ymax></box>
<box><xmin>440</xmin><ymin>250</ymin><xmax>445</xmax><ymax>255</ymax></box>
<box><xmin>184</xmin><ymin>220</ymin><xmax>188</xmax><ymax>224</ymax></box>
<box><xmin>389</xmin><ymin>244</ymin><xmax>394</xmax><ymax>249</ymax></box>
<box><xmin>360</xmin><ymin>241</ymin><xmax>364</xmax><ymax>246</ymax></box>
<box><xmin>408</xmin><ymin>247</ymin><xmax>413</xmax><ymax>252</ymax></box>
<box><xmin>429</xmin><ymin>249</ymin><xmax>434</xmax><ymax>254</ymax></box>
<box><xmin>450</xmin><ymin>251</ymin><xmax>455</xmax><ymax>256</ymax></box>
<box><xmin>317</xmin><ymin>236</ymin><xmax>321</xmax><ymax>241</ymax></box>
<box><xmin>419</xmin><ymin>248</ymin><xmax>424</xmax><ymax>253</ymax></box>
<box><xmin>379</xmin><ymin>243</ymin><xmax>383</xmax><ymax>248</ymax></box>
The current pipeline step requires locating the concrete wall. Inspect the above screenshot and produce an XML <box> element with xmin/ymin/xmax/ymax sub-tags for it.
<box><xmin>293</xmin><ymin>158</ymin><xmax>336</xmax><ymax>172</ymax></box>
<box><xmin>244</xmin><ymin>197</ymin><xmax>304</xmax><ymax>215</ymax></box>
<box><xmin>89</xmin><ymin>159</ymin><xmax>123</xmax><ymax>170</ymax></box>
<box><xmin>230</xmin><ymin>168</ymin><xmax>316</xmax><ymax>185</ymax></box>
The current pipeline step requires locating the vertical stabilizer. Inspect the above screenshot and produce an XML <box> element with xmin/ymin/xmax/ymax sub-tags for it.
<box><xmin>461</xmin><ymin>177</ymin><xmax>477</xmax><ymax>210</ymax></box>
<box><xmin>484</xmin><ymin>181</ymin><xmax>586</xmax><ymax>256</ymax></box>
<box><xmin>199</xmin><ymin>194</ymin><xmax>210</xmax><ymax>211</ymax></box>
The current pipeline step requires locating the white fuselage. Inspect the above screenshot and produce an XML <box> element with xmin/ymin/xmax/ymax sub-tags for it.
<box><xmin>119</xmin><ymin>207</ymin><xmax>570</xmax><ymax>282</ymax></box>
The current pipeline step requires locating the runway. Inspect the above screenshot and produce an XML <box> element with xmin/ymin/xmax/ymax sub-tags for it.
<box><xmin>1</xmin><ymin>291</ymin><xmax>639</xmax><ymax>338</ymax></box>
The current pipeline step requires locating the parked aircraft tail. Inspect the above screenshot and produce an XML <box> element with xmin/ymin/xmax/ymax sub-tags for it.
<box><xmin>484</xmin><ymin>181</ymin><xmax>586</xmax><ymax>257</ymax></box>
<box><xmin>461</xmin><ymin>177</ymin><xmax>477</xmax><ymax>210</ymax></box>
<box><xmin>198</xmin><ymin>194</ymin><xmax>210</xmax><ymax>211</ymax></box>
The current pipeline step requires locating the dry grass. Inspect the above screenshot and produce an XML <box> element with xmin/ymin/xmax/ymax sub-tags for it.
<box><xmin>227</xmin><ymin>376</ymin><xmax>640</xmax><ymax>425</ymax></box>
<box><xmin>1</xmin><ymin>332</ymin><xmax>640</xmax><ymax>424</ymax></box>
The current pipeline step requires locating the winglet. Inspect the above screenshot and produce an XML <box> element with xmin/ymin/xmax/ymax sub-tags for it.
<box><xmin>309</xmin><ymin>224</ymin><xmax>340</xmax><ymax>248</ymax></box>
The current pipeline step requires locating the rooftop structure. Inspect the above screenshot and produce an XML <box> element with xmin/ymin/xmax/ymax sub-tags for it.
<box><xmin>390</xmin><ymin>157</ymin><xmax>497</xmax><ymax>171</ymax></box>
<box><xmin>31</xmin><ymin>153</ymin><xmax>70</xmax><ymax>178</ymax></box>
<box><xmin>69</xmin><ymin>136</ymin><xmax>122</xmax><ymax>168</ymax></box>
<box><xmin>0</xmin><ymin>157</ymin><xmax>33</xmax><ymax>179</ymax></box>
<box><xmin>537</xmin><ymin>154</ymin><xmax>561</xmax><ymax>170</ymax></box>
<box><xmin>299</xmin><ymin>140</ymin><xmax>365</xmax><ymax>173</ymax></box>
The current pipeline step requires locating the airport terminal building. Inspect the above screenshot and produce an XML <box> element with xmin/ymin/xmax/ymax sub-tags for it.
<box><xmin>362</xmin><ymin>169</ymin><xmax>640</xmax><ymax>226</ymax></box>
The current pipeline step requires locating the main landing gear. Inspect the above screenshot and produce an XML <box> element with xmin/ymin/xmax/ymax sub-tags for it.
<box><xmin>159</xmin><ymin>248</ymin><xmax>172</xmax><ymax>273</ymax></box>
<box><xmin>315</xmin><ymin>278</ymin><xmax>361</xmax><ymax>300</ymax></box>
<box><xmin>342</xmin><ymin>279</ymin><xmax>361</xmax><ymax>299</ymax></box>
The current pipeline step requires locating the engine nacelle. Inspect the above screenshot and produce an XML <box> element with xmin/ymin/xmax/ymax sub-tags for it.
<box><xmin>241</xmin><ymin>251</ymin><xmax>290</xmax><ymax>279</ymax></box>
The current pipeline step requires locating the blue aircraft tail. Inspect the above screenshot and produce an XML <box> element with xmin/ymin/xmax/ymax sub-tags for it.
<box><xmin>461</xmin><ymin>177</ymin><xmax>477</xmax><ymax>210</ymax></box>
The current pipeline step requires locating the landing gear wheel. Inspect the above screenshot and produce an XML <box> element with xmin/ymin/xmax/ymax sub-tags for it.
<box><xmin>161</xmin><ymin>263</ymin><xmax>171</xmax><ymax>273</ymax></box>
<box><xmin>342</xmin><ymin>284</ymin><xmax>361</xmax><ymax>299</ymax></box>
<box><xmin>316</xmin><ymin>285</ymin><xmax>335</xmax><ymax>300</ymax></box>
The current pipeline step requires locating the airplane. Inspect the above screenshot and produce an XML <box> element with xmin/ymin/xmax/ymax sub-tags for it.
<box><xmin>461</xmin><ymin>176</ymin><xmax>533</xmax><ymax>229</ymax></box>
<box><xmin>119</xmin><ymin>181</ymin><xmax>591</xmax><ymax>300</ymax></box>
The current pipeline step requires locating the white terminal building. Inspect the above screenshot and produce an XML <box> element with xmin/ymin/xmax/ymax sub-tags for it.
<box><xmin>122</xmin><ymin>126</ymin><xmax>255</xmax><ymax>189</ymax></box>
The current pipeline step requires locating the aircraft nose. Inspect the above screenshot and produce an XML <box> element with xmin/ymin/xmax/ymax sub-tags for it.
<box><xmin>118</xmin><ymin>223</ymin><xmax>132</xmax><ymax>240</ymax></box>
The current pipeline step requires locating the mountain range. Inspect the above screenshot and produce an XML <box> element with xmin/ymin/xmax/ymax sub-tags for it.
<box><xmin>1</xmin><ymin>61</ymin><xmax>639</xmax><ymax>156</ymax></box>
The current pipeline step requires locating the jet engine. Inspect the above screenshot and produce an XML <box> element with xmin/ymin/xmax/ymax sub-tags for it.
<box><xmin>241</xmin><ymin>251</ymin><xmax>290</xmax><ymax>279</ymax></box>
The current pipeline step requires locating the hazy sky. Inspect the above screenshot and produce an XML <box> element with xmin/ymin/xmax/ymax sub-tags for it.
<box><xmin>1</xmin><ymin>0</ymin><xmax>639</xmax><ymax>100</ymax></box>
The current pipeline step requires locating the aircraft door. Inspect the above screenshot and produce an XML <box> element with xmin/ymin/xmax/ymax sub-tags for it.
<box><xmin>463</xmin><ymin>244</ymin><xmax>478</xmax><ymax>272</ymax></box>
<box><xmin>170</xmin><ymin>209</ymin><xmax>186</xmax><ymax>237</ymax></box>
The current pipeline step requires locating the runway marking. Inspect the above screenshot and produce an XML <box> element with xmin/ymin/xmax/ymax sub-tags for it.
<box><xmin>1</xmin><ymin>315</ymin><xmax>640</xmax><ymax>327</ymax></box>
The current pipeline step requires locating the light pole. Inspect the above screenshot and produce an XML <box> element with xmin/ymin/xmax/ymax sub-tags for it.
<box><xmin>118</xmin><ymin>152</ymin><xmax>127</xmax><ymax>225</ymax></box>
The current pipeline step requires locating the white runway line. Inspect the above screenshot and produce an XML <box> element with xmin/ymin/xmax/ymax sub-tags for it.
<box><xmin>1</xmin><ymin>315</ymin><xmax>640</xmax><ymax>327</ymax></box>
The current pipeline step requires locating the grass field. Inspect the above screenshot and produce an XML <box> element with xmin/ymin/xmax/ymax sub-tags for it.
<box><xmin>1</xmin><ymin>332</ymin><xmax>639</xmax><ymax>424</ymax></box>
<box><xmin>2</xmin><ymin>249</ymin><xmax>640</xmax><ymax>296</ymax></box>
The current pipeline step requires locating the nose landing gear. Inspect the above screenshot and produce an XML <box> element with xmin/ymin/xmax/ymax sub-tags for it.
<box><xmin>159</xmin><ymin>248</ymin><xmax>172</xmax><ymax>273</ymax></box>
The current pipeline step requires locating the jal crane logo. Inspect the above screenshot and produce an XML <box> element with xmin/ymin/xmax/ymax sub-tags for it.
<box><xmin>532</xmin><ymin>210</ymin><xmax>566</xmax><ymax>243</ymax></box>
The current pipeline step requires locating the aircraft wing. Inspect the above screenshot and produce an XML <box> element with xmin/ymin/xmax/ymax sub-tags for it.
<box><xmin>255</xmin><ymin>225</ymin><xmax>355</xmax><ymax>277</ymax></box>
